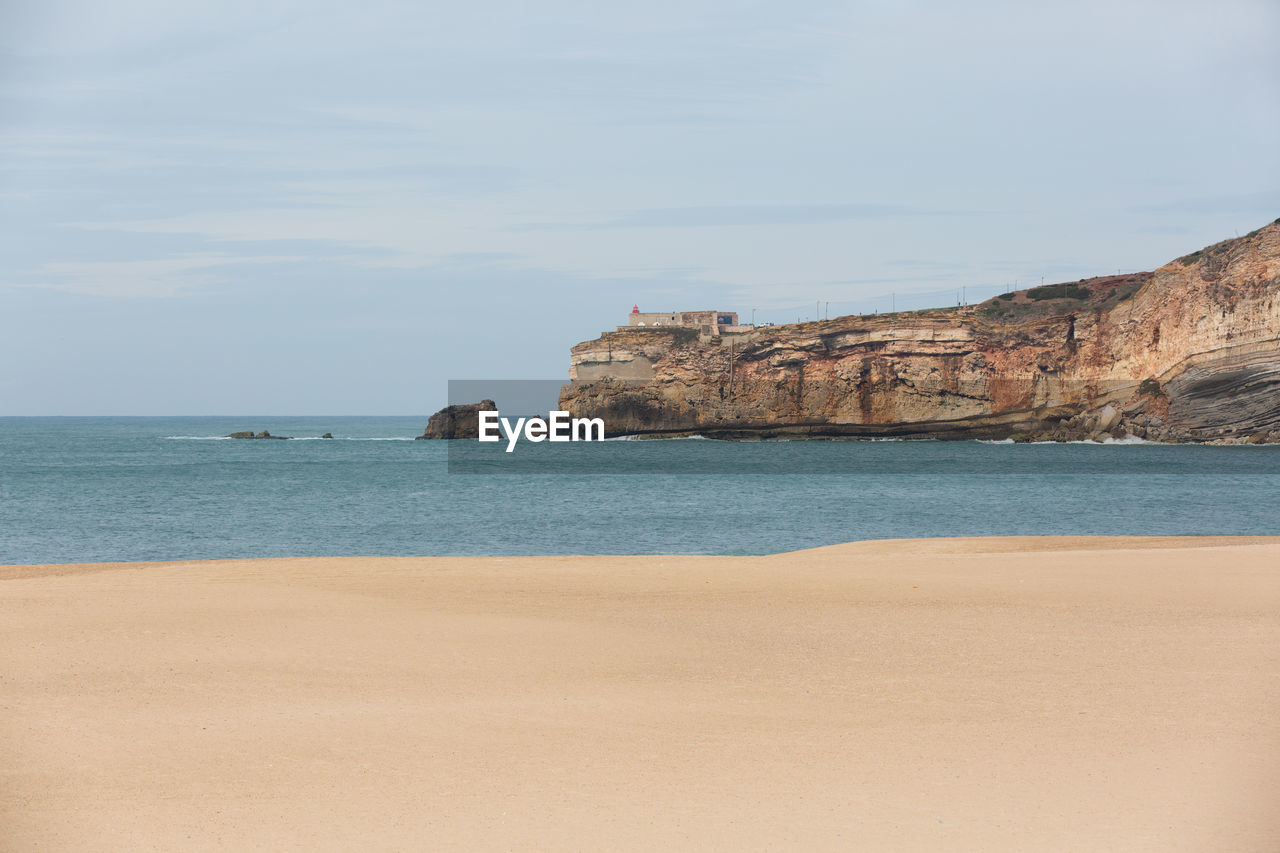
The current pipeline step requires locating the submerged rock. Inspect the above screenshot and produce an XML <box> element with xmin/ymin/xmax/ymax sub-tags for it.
<box><xmin>416</xmin><ymin>400</ymin><xmax>497</xmax><ymax>440</ymax></box>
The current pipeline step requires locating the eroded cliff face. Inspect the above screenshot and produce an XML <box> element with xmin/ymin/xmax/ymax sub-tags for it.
<box><xmin>560</xmin><ymin>221</ymin><xmax>1280</xmax><ymax>442</ymax></box>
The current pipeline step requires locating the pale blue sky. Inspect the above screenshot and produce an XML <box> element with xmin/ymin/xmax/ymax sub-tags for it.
<box><xmin>2</xmin><ymin>0</ymin><xmax>1277</xmax><ymax>414</ymax></box>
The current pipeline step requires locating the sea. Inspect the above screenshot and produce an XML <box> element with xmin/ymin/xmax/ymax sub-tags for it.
<box><xmin>1</xmin><ymin>416</ymin><xmax>1278</xmax><ymax>565</ymax></box>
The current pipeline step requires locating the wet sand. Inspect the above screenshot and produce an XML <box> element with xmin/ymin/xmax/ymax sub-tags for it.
<box><xmin>3</xmin><ymin>537</ymin><xmax>1278</xmax><ymax>851</ymax></box>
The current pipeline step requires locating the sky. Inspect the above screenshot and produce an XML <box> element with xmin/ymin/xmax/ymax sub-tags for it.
<box><xmin>1</xmin><ymin>0</ymin><xmax>1277</xmax><ymax>415</ymax></box>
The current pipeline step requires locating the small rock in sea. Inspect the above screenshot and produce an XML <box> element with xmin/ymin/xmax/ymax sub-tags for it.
<box><xmin>321</xmin><ymin>433</ymin><xmax>333</xmax><ymax>439</ymax></box>
<box><xmin>227</xmin><ymin>430</ymin><xmax>292</xmax><ymax>440</ymax></box>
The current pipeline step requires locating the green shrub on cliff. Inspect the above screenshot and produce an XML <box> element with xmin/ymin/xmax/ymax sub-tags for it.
<box><xmin>1027</xmin><ymin>283</ymin><xmax>1090</xmax><ymax>301</ymax></box>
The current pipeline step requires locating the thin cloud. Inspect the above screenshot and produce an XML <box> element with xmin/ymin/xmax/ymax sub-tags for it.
<box><xmin>1</xmin><ymin>253</ymin><xmax>304</xmax><ymax>299</ymax></box>
<box><xmin>515</xmin><ymin>203</ymin><xmax>982</xmax><ymax>231</ymax></box>
<box><xmin>1128</xmin><ymin>191</ymin><xmax>1280</xmax><ymax>219</ymax></box>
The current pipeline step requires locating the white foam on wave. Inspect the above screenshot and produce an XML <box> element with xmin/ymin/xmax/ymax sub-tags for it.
<box><xmin>978</xmin><ymin>435</ymin><xmax>1162</xmax><ymax>446</ymax></box>
<box><xmin>1009</xmin><ymin>436</ymin><xmax>1161</xmax><ymax>446</ymax></box>
<box><xmin>604</xmin><ymin>433</ymin><xmax>718</xmax><ymax>441</ymax></box>
<box><xmin>1018</xmin><ymin>438</ymin><xmax>1162</xmax><ymax>445</ymax></box>
<box><xmin>165</xmin><ymin>435</ymin><xmax>417</xmax><ymax>441</ymax></box>
<box><xmin>1057</xmin><ymin>435</ymin><xmax>1159</xmax><ymax>446</ymax></box>
<box><xmin>1097</xmin><ymin>434</ymin><xmax>1156</xmax><ymax>445</ymax></box>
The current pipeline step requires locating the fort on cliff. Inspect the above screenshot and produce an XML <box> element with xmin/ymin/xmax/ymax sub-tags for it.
<box><xmin>619</xmin><ymin>307</ymin><xmax>754</xmax><ymax>336</ymax></box>
<box><xmin>561</xmin><ymin>220</ymin><xmax>1280</xmax><ymax>443</ymax></box>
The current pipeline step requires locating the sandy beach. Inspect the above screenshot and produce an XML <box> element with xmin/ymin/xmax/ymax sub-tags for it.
<box><xmin>3</xmin><ymin>537</ymin><xmax>1278</xmax><ymax>851</ymax></box>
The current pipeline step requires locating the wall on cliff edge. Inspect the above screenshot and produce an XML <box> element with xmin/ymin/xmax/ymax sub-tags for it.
<box><xmin>559</xmin><ymin>220</ymin><xmax>1280</xmax><ymax>443</ymax></box>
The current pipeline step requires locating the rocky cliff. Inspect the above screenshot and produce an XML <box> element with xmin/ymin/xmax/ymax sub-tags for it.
<box><xmin>417</xmin><ymin>400</ymin><xmax>497</xmax><ymax>440</ymax></box>
<box><xmin>559</xmin><ymin>220</ymin><xmax>1280</xmax><ymax>442</ymax></box>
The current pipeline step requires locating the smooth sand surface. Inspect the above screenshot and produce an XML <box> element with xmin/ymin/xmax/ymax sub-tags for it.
<box><xmin>3</xmin><ymin>537</ymin><xmax>1279</xmax><ymax>851</ymax></box>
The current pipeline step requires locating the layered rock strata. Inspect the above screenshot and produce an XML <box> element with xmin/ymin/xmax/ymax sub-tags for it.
<box><xmin>560</xmin><ymin>221</ymin><xmax>1280</xmax><ymax>443</ymax></box>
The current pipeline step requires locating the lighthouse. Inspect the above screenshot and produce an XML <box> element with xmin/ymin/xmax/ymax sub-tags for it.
<box><xmin>632</xmin><ymin>305</ymin><xmax>640</xmax><ymax>314</ymax></box>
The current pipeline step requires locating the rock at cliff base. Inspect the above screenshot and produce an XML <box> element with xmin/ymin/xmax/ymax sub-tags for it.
<box><xmin>416</xmin><ymin>400</ymin><xmax>497</xmax><ymax>440</ymax></box>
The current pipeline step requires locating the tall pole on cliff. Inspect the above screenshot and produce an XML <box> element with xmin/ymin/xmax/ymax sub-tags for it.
<box><xmin>752</xmin><ymin>307</ymin><xmax>756</xmax><ymax>327</ymax></box>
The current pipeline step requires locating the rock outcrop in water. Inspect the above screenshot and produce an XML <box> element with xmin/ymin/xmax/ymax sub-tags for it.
<box><xmin>416</xmin><ymin>400</ymin><xmax>497</xmax><ymax>440</ymax></box>
<box><xmin>559</xmin><ymin>220</ymin><xmax>1280</xmax><ymax>443</ymax></box>
<box><xmin>228</xmin><ymin>430</ymin><xmax>291</xmax><ymax>440</ymax></box>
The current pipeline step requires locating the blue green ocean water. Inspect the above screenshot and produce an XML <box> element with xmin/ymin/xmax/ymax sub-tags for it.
<box><xmin>1</xmin><ymin>416</ymin><xmax>1278</xmax><ymax>564</ymax></box>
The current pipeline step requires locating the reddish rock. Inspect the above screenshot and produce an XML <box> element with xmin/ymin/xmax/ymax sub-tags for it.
<box><xmin>561</xmin><ymin>221</ymin><xmax>1280</xmax><ymax>442</ymax></box>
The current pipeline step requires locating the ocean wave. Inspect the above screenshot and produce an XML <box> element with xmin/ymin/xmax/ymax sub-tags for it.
<box><xmin>1057</xmin><ymin>436</ymin><xmax>1159</xmax><ymax>446</ymax></box>
<box><xmin>1096</xmin><ymin>435</ymin><xmax>1156</xmax><ymax>445</ymax></box>
<box><xmin>985</xmin><ymin>436</ymin><xmax>1162</xmax><ymax>446</ymax></box>
<box><xmin>165</xmin><ymin>435</ymin><xmax>417</xmax><ymax>441</ymax></box>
